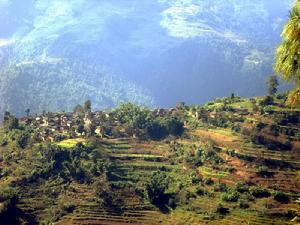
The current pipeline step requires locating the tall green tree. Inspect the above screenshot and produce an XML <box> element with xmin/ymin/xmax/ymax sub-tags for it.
<box><xmin>267</xmin><ymin>75</ymin><xmax>279</xmax><ymax>96</ymax></box>
<box><xmin>275</xmin><ymin>0</ymin><xmax>300</xmax><ymax>106</ymax></box>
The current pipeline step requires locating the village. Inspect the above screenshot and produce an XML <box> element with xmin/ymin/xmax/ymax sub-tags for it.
<box><xmin>18</xmin><ymin>106</ymin><xmax>180</xmax><ymax>142</ymax></box>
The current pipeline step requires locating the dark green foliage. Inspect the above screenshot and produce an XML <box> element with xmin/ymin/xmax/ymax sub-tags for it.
<box><xmin>74</xmin><ymin>104</ymin><xmax>84</xmax><ymax>116</ymax></box>
<box><xmin>255</xmin><ymin>122</ymin><xmax>266</xmax><ymax>131</ymax></box>
<box><xmin>215</xmin><ymin>183</ymin><xmax>228</xmax><ymax>192</ymax></box>
<box><xmin>3</xmin><ymin>112</ymin><xmax>19</xmax><ymax>131</ymax></box>
<box><xmin>115</xmin><ymin>103</ymin><xmax>184</xmax><ymax>140</ymax></box>
<box><xmin>259</xmin><ymin>96</ymin><xmax>274</xmax><ymax>106</ymax></box>
<box><xmin>54</xmin><ymin>134</ymin><xmax>68</xmax><ymax>142</ymax></box>
<box><xmin>161</xmin><ymin>116</ymin><xmax>184</xmax><ymax>137</ymax></box>
<box><xmin>115</xmin><ymin>103</ymin><xmax>150</xmax><ymax>129</ymax></box>
<box><xmin>93</xmin><ymin>174</ymin><xmax>120</xmax><ymax>208</ymax></box>
<box><xmin>0</xmin><ymin>187</ymin><xmax>18</xmax><ymax>216</ymax></box>
<box><xmin>84</xmin><ymin>100</ymin><xmax>92</xmax><ymax>112</ymax></box>
<box><xmin>0</xmin><ymin>136</ymin><xmax>8</xmax><ymax>146</ymax></box>
<box><xmin>147</xmin><ymin>119</ymin><xmax>168</xmax><ymax>140</ymax></box>
<box><xmin>238</xmin><ymin>200</ymin><xmax>250</xmax><ymax>209</ymax></box>
<box><xmin>204</xmin><ymin>177</ymin><xmax>214</xmax><ymax>186</ymax></box>
<box><xmin>15</xmin><ymin>131</ymin><xmax>30</xmax><ymax>149</ymax></box>
<box><xmin>59</xmin><ymin>201</ymin><xmax>76</xmax><ymax>213</ymax></box>
<box><xmin>216</xmin><ymin>203</ymin><xmax>229</xmax><ymax>215</ymax></box>
<box><xmin>257</xmin><ymin>166</ymin><xmax>273</xmax><ymax>177</ymax></box>
<box><xmin>76</xmin><ymin>123</ymin><xmax>85</xmax><ymax>135</ymax></box>
<box><xmin>195</xmin><ymin>187</ymin><xmax>206</xmax><ymax>196</ymax></box>
<box><xmin>146</xmin><ymin>171</ymin><xmax>171</xmax><ymax>207</ymax></box>
<box><xmin>267</xmin><ymin>75</ymin><xmax>279</xmax><ymax>96</ymax></box>
<box><xmin>250</xmin><ymin>186</ymin><xmax>271</xmax><ymax>198</ymax></box>
<box><xmin>274</xmin><ymin>191</ymin><xmax>289</xmax><ymax>203</ymax></box>
<box><xmin>269</xmin><ymin>124</ymin><xmax>280</xmax><ymax>136</ymax></box>
<box><xmin>222</xmin><ymin>190</ymin><xmax>240</xmax><ymax>202</ymax></box>
<box><xmin>235</xmin><ymin>182</ymin><xmax>249</xmax><ymax>193</ymax></box>
<box><xmin>190</xmin><ymin>171</ymin><xmax>201</xmax><ymax>184</ymax></box>
<box><xmin>25</xmin><ymin>108</ymin><xmax>30</xmax><ymax>117</ymax></box>
<box><xmin>251</xmin><ymin>134</ymin><xmax>293</xmax><ymax>151</ymax></box>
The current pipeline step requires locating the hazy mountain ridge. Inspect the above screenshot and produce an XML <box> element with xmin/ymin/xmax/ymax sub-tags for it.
<box><xmin>0</xmin><ymin>0</ymin><xmax>294</xmax><ymax>116</ymax></box>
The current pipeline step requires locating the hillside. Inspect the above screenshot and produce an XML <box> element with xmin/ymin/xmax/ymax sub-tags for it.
<box><xmin>0</xmin><ymin>94</ymin><xmax>299</xmax><ymax>225</ymax></box>
<box><xmin>0</xmin><ymin>0</ymin><xmax>293</xmax><ymax>116</ymax></box>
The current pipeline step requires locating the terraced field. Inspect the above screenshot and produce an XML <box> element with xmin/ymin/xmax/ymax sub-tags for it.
<box><xmin>54</xmin><ymin>139</ymin><xmax>172</xmax><ymax>225</ymax></box>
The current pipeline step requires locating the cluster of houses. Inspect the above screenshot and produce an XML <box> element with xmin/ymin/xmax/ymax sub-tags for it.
<box><xmin>19</xmin><ymin>108</ymin><xmax>179</xmax><ymax>142</ymax></box>
<box><xmin>16</xmin><ymin>102</ymin><xmax>256</xmax><ymax>142</ymax></box>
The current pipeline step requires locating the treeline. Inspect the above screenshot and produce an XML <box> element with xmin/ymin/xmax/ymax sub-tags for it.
<box><xmin>113</xmin><ymin>103</ymin><xmax>184</xmax><ymax>140</ymax></box>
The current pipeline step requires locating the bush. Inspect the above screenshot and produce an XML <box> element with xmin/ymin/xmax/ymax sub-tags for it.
<box><xmin>54</xmin><ymin>134</ymin><xmax>68</xmax><ymax>142</ymax></box>
<box><xmin>59</xmin><ymin>201</ymin><xmax>76</xmax><ymax>213</ymax></box>
<box><xmin>259</xmin><ymin>96</ymin><xmax>274</xmax><ymax>106</ymax></box>
<box><xmin>250</xmin><ymin>186</ymin><xmax>270</xmax><ymax>198</ymax></box>
<box><xmin>216</xmin><ymin>203</ymin><xmax>229</xmax><ymax>215</ymax></box>
<box><xmin>238</xmin><ymin>200</ymin><xmax>250</xmax><ymax>209</ymax></box>
<box><xmin>204</xmin><ymin>177</ymin><xmax>214</xmax><ymax>186</ymax></box>
<box><xmin>235</xmin><ymin>182</ymin><xmax>249</xmax><ymax>193</ymax></box>
<box><xmin>222</xmin><ymin>191</ymin><xmax>239</xmax><ymax>202</ymax></box>
<box><xmin>214</xmin><ymin>183</ymin><xmax>228</xmax><ymax>192</ymax></box>
<box><xmin>15</xmin><ymin>131</ymin><xmax>30</xmax><ymax>149</ymax></box>
<box><xmin>274</xmin><ymin>191</ymin><xmax>289</xmax><ymax>203</ymax></box>
<box><xmin>0</xmin><ymin>187</ymin><xmax>18</xmax><ymax>215</ymax></box>
<box><xmin>195</xmin><ymin>187</ymin><xmax>205</xmax><ymax>196</ymax></box>
<box><xmin>257</xmin><ymin>166</ymin><xmax>273</xmax><ymax>177</ymax></box>
<box><xmin>190</xmin><ymin>171</ymin><xmax>201</xmax><ymax>184</ymax></box>
<box><xmin>146</xmin><ymin>171</ymin><xmax>171</xmax><ymax>207</ymax></box>
<box><xmin>0</xmin><ymin>136</ymin><xmax>8</xmax><ymax>146</ymax></box>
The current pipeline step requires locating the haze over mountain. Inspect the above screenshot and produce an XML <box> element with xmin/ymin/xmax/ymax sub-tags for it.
<box><xmin>0</xmin><ymin>0</ymin><xmax>293</xmax><ymax>116</ymax></box>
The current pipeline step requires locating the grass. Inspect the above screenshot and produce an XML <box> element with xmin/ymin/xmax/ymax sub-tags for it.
<box><xmin>199</xmin><ymin>166</ymin><xmax>229</xmax><ymax>178</ymax></box>
<box><xmin>56</xmin><ymin>138</ymin><xmax>86</xmax><ymax>148</ymax></box>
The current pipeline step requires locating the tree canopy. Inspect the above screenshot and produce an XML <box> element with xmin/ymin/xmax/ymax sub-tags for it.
<box><xmin>274</xmin><ymin>0</ymin><xmax>300</xmax><ymax>106</ymax></box>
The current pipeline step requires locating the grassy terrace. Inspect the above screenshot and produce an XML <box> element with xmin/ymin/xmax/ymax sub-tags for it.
<box><xmin>57</xmin><ymin>138</ymin><xmax>86</xmax><ymax>148</ymax></box>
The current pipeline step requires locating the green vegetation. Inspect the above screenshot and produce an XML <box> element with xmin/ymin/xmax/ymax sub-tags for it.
<box><xmin>275</xmin><ymin>0</ymin><xmax>300</xmax><ymax>106</ymax></box>
<box><xmin>0</xmin><ymin>96</ymin><xmax>299</xmax><ymax>224</ymax></box>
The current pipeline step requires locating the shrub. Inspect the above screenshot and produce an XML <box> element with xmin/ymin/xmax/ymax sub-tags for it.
<box><xmin>257</xmin><ymin>166</ymin><xmax>273</xmax><ymax>177</ymax></box>
<box><xmin>214</xmin><ymin>183</ymin><xmax>228</xmax><ymax>192</ymax></box>
<box><xmin>259</xmin><ymin>96</ymin><xmax>274</xmax><ymax>106</ymax></box>
<box><xmin>15</xmin><ymin>131</ymin><xmax>30</xmax><ymax>149</ymax></box>
<box><xmin>222</xmin><ymin>191</ymin><xmax>239</xmax><ymax>202</ymax></box>
<box><xmin>190</xmin><ymin>171</ymin><xmax>201</xmax><ymax>184</ymax></box>
<box><xmin>54</xmin><ymin>134</ymin><xmax>67</xmax><ymax>142</ymax></box>
<box><xmin>274</xmin><ymin>191</ymin><xmax>289</xmax><ymax>203</ymax></box>
<box><xmin>146</xmin><ymin>171</ymin><xmax>171</xmax><ymax>207</ymax></box>
<box><xmin>235</xmin><ymin>182</ymin><xmax>249</xmax><ymax>193</ymax></box>
<box><xmin>250</xmin><ymin>186</ymin><xmax>271</xmax><ymax>198</ymax></box>
<box><xmin>195</xmin><ymin>187</ymin><xmax>205</xmax><ymax>196</ymax></box>
<box><xmin>0</xmin><ymin>187</ymin><xmax>18</xmax><ymax>216</ymax></box>
<box><xmin>238</xmin><ymin>200</ymin><xmax>250</xmax><ymax>209</ymax></box>
<box><xmin>0</xmin><ymin>136</ymin><xmax>8</xmax><ymax>146</ymax></box>
<box><xmin>59</xmin><ymin>201</ymin><xmax>76</xmax><ymax>213</ymax></box>
<box><xmin>204</xmin><ymin>177</ymin><xmax>214</xmax><ymax>186</ymax></box>
<box><xmin>216</xmin><ymin>203</ymin><xmax>229</xmax><ymax>215</ymax></box>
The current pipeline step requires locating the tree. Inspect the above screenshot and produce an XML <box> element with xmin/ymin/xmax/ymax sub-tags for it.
<box><xmin>76</xmin><ymin>123</ymin><xmax>85</xmax><ymax>135</ymax></box>
<box><xmin>146</xmin><ymin>171</ymin><xmax>170</xmax><ymax>207</ymax></box>
<box><xmin>73</xmin><ymin>105</ymin><xmax>84</xmax><ymax>115</ymax></box>
<box><xmin>274</xmin><ymin>1</ymin><xmax>300</xmax><ymax>106</ymax></box>
<box><xmin>25</xmin><ymin>109</ymin><xmax>30</xmax><ymax>117</ymax></box>
<box><xmin>15</xmin><ymin>131</ymin><xmax>30</xmax><ymax>149</ymax></box>
<box><xmin>114</xmin><ymin>103</ymin><xmax>151</xmax><ymax>130</ymax></box>
<box><xmin>84</xmin><ymin>100</ymin><xmax>92</xmax><ymax>113</ymax></box>
<box><xmin>3</xmin><ymin>113</ymin><xmax>19</xmax><ymax>131</ymax></box>
<box><xmin>267</xmin><ymin>75</ymin><xmax>279</xmax><ymax>96</ymax></box>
